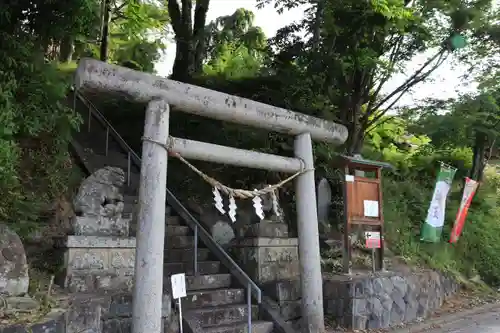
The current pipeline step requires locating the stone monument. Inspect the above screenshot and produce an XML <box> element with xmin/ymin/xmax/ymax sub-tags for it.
<box><xmin>317</xmin><ymin>178</ymin><xmax>332</xmax><ymax>236</ymax></box>
<box><xmin>0</xmin><ymin>224</ymin><xmax>29</xmax><ymax>296</ymax></box>
<box><xmin>60</xmin><ymin>166</ymin><xmax>136</xmax><ymax>293</ymax></box>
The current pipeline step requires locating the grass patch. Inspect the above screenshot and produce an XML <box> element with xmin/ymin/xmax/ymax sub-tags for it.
<box><xmin>383</xmin><ymin>166</ymin><xmax>500</xmax><ymax>288</ymax></box>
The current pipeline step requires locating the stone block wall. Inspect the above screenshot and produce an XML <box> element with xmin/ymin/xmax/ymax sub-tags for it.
<box><xmin>323</xmin><ymin>270</ymin><xmax>459</xmax><ymax>330</ymax></box>
<box><xmin>0</xmin><ymin>293</ymin><xmax>175</xmax><ymax>333</ymax></box>
<box><xmin>233</xmin><ymin>237</ymin><xmax>300</xmax><ymax>284</ymax></box>
<box><xmin>232</xmin><ymin>217</ymin><xmax>303</xmax><ymax>330</ymax></box>
<box><xmin>264</xmin><ymin>280</ymin><xmax>302</xmax><ymax>330</ymax></box>
<box><xmin>61</xmin><ymin>236</ymin><xmax>136</xmax><ymax>293</ymax></box>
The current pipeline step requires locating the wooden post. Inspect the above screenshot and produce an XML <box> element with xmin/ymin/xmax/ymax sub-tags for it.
<box><xmin>132</xmin><ymin>100</ymin><xmax>170</xmax><ymax>333</ymax></box>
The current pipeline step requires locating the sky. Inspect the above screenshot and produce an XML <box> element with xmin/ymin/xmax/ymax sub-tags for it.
<box><xmin>154</xmin><ymin>0</ymin><xmax>479</xmax><ymax>107</ymax></box>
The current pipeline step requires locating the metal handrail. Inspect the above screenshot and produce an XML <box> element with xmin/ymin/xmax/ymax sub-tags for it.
<box><xmin>71</xmin><ymin>88</ymin><xmax>262</xmax><ymax>331</ymax></box>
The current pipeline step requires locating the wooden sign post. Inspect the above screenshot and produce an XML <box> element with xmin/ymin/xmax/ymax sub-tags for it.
<box><xmin>334</xmin><ymin>155</ymin><xmax>392</xmax><ymax>274</ymax></box>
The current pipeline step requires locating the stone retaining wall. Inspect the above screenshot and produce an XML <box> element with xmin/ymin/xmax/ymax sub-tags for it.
<box><xmin>264</xmin><ymin>280</ymin><xmax>302</xmax><ymax>330</ymax></box>
<box><xmin>0</xmin><ymin>293</ymin><xmax>175</xmax><ymax>333</ymax></box>
<box><xmin>323</xmin><ymin>270</ymin><xmax>459</xmax><ymax>330</ymax></box>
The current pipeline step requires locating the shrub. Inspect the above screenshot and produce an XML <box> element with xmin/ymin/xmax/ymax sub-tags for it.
<box><xmin>0</xmin><ymin>28</ymin><xmax>82</xmax><ymax>236</ymax></box>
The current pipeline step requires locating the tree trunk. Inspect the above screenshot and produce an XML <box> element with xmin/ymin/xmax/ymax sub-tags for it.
<box><xmin>312</xmin><ymin>0</ymin><xmax>324</xmax><ymax>51</ymax></box>
<box><xmin>172</xmin><ymin>32</ymin><xmax>194</xmax><ymax>81</ymax></box>
<box><xmin>100</xmin><ymin>0</ymin><xmax>111</xmax><ymax>62</ymax></box>
<box><xmin>345</xmin><ymin>101</ymin><xmax>365</xmax><ymax>155</ymax></box>
<box><xmin>59</xmin><ymin>36</ymin><xmax>74</xmax><ymax>63</ymax></box>
<box><xmin>470</xmin><ymin>131</ymin><xmax>487</xmax><ymax>181</ymax></box>
<box><xmin>193</xmin><ymin>36</ymin><xmax>205</xmax><ymax>74</ymax></box>
<box><xmin>168</xmin><ymin>0</ymin><xmax>210</xmax><ymax>81</ymax></box>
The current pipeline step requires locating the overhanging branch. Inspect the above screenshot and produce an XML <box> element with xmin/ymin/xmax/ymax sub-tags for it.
<box><xmin>366</xmin><ymin>49</ymin><xmax>450</xmax><ymax>128</ymax></box>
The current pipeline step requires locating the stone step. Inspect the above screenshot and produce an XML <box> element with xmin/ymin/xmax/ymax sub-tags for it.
<box><xmin>164</xmin><ymin>261</ymin><xmax>220</xmax><ymax>276</ymax></box>
<box><xmin>186</xmin><ymin>274</ymin><xmax>232</xmax><ymax>291</ymax></box>
<box><xmin>203</xmin><ymin>321</ymin><xmax>273</xmax><ymax>333</ymax></box>
<box><xmin>164</xmin><ymin>274</ymin><xmax>231</xmax><ymax>292</ymax></box>
<box><xmin>165</xmin><ymin>248</ymin><xmax>211</xmax><ymax>262</ymax></box>
<box><xmin>190</xmin><ymin>304</ymin><xmax>259</xmax><ymax>328</ymax></box>
<box><xmin>183</xmin><ymin>289</ymin><xmax>245</xmax><ymax>309</ymax></box>
<box><xmin>165</xmin><ymin>235</ymin><xmax>194</xmax><ymax>248</ymax></box>
<box><xmin>166</xmin><ymin>216</ymin><xmax>182</xmax><ymax>225</ymax></box>
<box><xmin>166</xmin><ymin>225</ymin><xmax>190</xmax><ymax>236</ymax></box>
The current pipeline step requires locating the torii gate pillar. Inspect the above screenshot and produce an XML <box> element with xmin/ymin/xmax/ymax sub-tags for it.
<box><xmin>295</xmin><ymin>133</ymin><xmax>325</xmax><ymax>333</ymax></box>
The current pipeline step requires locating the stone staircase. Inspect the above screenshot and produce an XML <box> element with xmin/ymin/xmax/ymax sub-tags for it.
<box><xmin>68</xmin><ymin>91</ymin><xmax>275</xmax><ymax>333</ymax></box>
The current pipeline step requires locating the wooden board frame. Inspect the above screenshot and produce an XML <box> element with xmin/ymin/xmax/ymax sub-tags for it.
<box><xmin>339</xmin><ymin>159</ymin><xmax>386</xmax><ymax>274</ymax></box>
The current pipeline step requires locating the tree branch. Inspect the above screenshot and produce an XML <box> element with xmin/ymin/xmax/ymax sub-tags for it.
<box><xmin>366</xmin><ymin>50</ymin><xmax>449</xmax><ymax>128</ymax></box>
<box><xmin>372</xmin><ymin>49</ymin><xmax>448</xmax><ymax>112</ymax></box>
<box><xmin>368</xmin><ymin>35</ymin><xmax>404</xmax><ymax>111</ymax></box>
<box><xmin>112</xmin><ymin>2</ymin><xmax>127</xmax><ymax>16</ymax></box>
<box><xmin>181</xmin><ymin>0</ymin><xmax>193</xmax><ymax>36</ymax></box>
<box><xmin>167</xmin><ymin>0</ymin><xmax>183</xmax><ymax>37</ymax></box>
<box><xmin>193</xmin><ymin>0</ymin><xmax>210</xmax><ymax>73</ymax></box>
<box><xmin>193</xmin><ymin>0</ymin><xmax>210</xmax><ymax>38</ymax></box>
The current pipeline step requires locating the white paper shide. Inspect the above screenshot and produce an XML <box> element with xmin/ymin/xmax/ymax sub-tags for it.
<box><xmin>228</xmin><ymin>195</ymin><xmax>237</xmax><ymax>223</ymax></box>
<box><xmin>213</xmin><ymin>187</ymin><xmax>225</xmax><ymax>214</ymax></box>
<box><xmin>253</xmin><ymin>189</ymin><xmax>264</xmax><ymax>220</ymax></box>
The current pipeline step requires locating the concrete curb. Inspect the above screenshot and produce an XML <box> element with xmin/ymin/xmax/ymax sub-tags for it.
<box><xmin>391</xmin><ymin>301</ymin><xmax>500</xmax><ymax>332</ymax></box>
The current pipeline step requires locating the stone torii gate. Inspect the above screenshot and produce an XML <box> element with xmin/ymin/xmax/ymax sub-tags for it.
<box><xmin>74</xmin><ymin>58</ymin><xmax>348</xmax><ymax>333</ymax></box>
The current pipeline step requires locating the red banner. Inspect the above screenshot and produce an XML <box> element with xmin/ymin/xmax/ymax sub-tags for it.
<box><xmin>449</xmin><ymin>177</ymin><xmax>479</xmax><ymax>243</ymax></box>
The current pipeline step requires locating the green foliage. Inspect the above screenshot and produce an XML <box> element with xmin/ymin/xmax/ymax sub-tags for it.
<box><xmin>0</xmin><ymin>1</ymin><xmax>82</xmax><ymax>235</ymax></box>
<box><xmin>202</xmin><ymin>8</ymin><xmax>268</xmax><ymax>79</ymax></box>
<box><xmin>67</xmin><ymin>0</ymin><xmax>168</xmax><ymax>73</ymax></box>
<box><xmin>107</xmin><ymin>1</ymin><xmax>168</xmax><ymax>73</ymax></box>
<box><xmin>203</xmin><ymin>43</ymin><xmax>264</xmax><ymax>79</ymax></box>
<box><xmin>358</xmin><ymin>114</ymin><xmax>500</xmax><ymax>285</ymax></box>
<box><xmin>1</xmin><ymin>0</ymin><xmax>499</xmax><ymax>291</ymax></box>
<box><xmin>382</xmin><ymin>166</ymin><xmax>500</xmax><ymax>286</ymax></box>
<box><xmin>257</xmin><ymin>0</ymin><xmax>496</xmax><ymax>153</ymax></box>
<box><xmin>203</xmin><ymin>8</ymin><xmax>267</xmax><ymax>61</ymax></box>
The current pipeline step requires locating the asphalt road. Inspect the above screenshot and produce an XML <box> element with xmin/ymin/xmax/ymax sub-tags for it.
<box><xmin>413</xmin><ymin>309</ymin><xmax>500</xmax><ymax>333</ymax></box>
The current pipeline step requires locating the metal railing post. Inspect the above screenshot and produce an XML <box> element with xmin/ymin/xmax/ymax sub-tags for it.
<box><xmin>247</xmin><ymin>283</ymin><xmax>252</xmax><ymax>333</ymax></box>
<box><xmin>88</xmin><ymin>105</ymin><xmax>92</xmax><ymax>132</ymax></box>
<box><xmin>105</xmin><ymin>127</ymin><xmax>109</xmax><ymax>156</ymax></box>
<box><xmin>127</xmin><ymin>152</ymin><xmax>131</xmax><ymax>186</ymax></box>
<box><xmin>194</xmin><ymin>225</ymin><xmax>198</xmax><ymax>275</ymax></box>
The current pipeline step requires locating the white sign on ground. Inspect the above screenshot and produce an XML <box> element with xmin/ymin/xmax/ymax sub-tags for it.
<box><xmin>171</xmin><ymin>273</ymin><xmax>187</xmax><ymax>299</ymax></box>
<box><xmin>171</xmin><ymin>273</ymin><xmax>187</xmax><ymax>333</ymax></box>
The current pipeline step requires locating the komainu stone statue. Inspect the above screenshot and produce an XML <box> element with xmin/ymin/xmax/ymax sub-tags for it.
<box><xmin>72</xmin><ymin>166</ymin><xmax>130</xmax><ymax>237</ymax></box>
<box><xmin>0</xmin><ymin>224</ymin><xmax>29</xmax><ymax>296</ymax></box>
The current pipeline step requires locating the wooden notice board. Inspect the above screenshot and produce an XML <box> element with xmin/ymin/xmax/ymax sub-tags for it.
<box><xmin>334</xmin><ymin>156</ymin><xmax>392</xmax><ymax>274</ymax></box>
